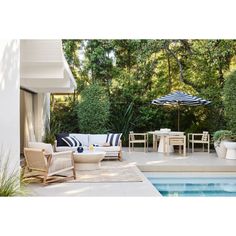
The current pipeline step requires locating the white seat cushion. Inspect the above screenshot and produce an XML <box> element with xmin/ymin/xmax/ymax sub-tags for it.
<box><xmin>69</xmin><ymin>134</ymin><xmax>89</xmax><ymax>146</ymax></box>
<box><xmin>94</xmin><ymin>146</ymin><xmax>121</xmax><ymax>152</ymax></box>
<box><xmin>89</xmin><ymin>134</ymin><xmax>107</xmax><ymax>146</ymax></box>
<box><xmin>55</xmin><ymin>146</ymin><xmax>78</xmax><ymax>152</ymax></box>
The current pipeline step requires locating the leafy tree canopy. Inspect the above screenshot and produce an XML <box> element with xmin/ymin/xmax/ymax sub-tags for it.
<box><xmin>57</xmin><ymin>39</ymin><xmax>236</xmax><ymax>144</ymax></box>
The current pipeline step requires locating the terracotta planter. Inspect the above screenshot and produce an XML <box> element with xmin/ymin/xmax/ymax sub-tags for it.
<box><xmin>214</xmin><ymin>141</ymin><xmax>227</xmax><ymax>159</ymax></box>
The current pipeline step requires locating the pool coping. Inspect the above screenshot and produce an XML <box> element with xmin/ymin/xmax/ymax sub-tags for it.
<box><xmin>143</xmin><ymin>171</ymin><xmax>236</xmax><ymax>178</ymax></box>
<box><xmin>138</xmin><ymin>165</ymin><xmax>236</xmax><ymax>172</ymax></box>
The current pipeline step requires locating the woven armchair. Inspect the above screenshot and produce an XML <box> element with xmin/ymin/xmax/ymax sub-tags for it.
<box><xmin>23</xmin><ymin>142</ymin><xmax>76</xmax><ymax>184</ymax></box>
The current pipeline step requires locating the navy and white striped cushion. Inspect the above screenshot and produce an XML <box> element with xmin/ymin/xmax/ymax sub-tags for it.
<box><xmin>62</xmin><ymin>136</ymin><xmax>82</xmax><ymax>147</ymax></box>
<box><xmin>72</xmin><ymin>136</ymin><xmax>82</xmax><ymax>146</ymax></box>
<box><xmin>106</xmin><ymin>133</ymin><xmax>122</xmax><ymax>146</ymax></box>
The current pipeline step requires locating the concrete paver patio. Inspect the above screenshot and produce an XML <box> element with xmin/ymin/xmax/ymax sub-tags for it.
<box><xmin>26</xmin><ymin>147</ymin><xmax>236</xmax><ymax>196</ymax></box>
<box><xmin>126</xmin><ymin>148</ymin><xmax>236</xmax><ymax>172</ymax></box>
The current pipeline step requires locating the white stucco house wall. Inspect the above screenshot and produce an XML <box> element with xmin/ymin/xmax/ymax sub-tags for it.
<box><xmin>0</xmin><ymin>39</ymin><xmax>76</xmax><ymax>173</ymax></box>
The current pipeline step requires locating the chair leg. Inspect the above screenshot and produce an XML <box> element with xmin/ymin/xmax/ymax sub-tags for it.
<box><xmin>153</xmin><ymin>135</ymin><xmax>155</xmax><ymax>151</ymax></box>
<box><xmin>43</xmin><ymin>174</ymin><xmax>47</xmax><ymax>185</ymax></box>
<box><xmin>203</xmin><ymin>144</ymin><xmax>204</xmax><ymax>152</ymax></box>
<box><xmin>129</xmin><ymin>141</ymin><xmax>131</xmax><ymax>152</ymax></box>
<box><xmin>73</xmin><ymin>167</ymin><xmax>76</xmax><ymax>180</ymax></box>
<box><xmin>183</xmin><ymin>145</ymin><xmax>186</xmax><ymax>156</ymax></box>
<box><xmin>192</xmin><ymin>142</ymin><xmax>194</xmax><ymax>153</ymax></box>
<box><xmin>208</xmin><ymin>142</ymin><xmax>210</xmax><ymax>153</ymax></box>
<box><xmin>118</xmin><ymin>151</ymin><xmax>122</xmax><ymax>161</ymax></box>
<box><xmin>183</xmin><ymin>137</ymin><xmax>186</xmax><ymax>156</ymax></box>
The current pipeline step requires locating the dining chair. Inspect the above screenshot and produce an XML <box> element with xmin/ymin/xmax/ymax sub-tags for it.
<box><xmin>188</xmin><ymin>131</ymin><xmax>210</xmax><ymax>153</ymax></box>
<box><xmin>166</xmin><ymin>135</ymin><xmax>186</xmax><ymax>156</ymax></box>
<box><xmin>129</xmin><ymin>131</ymin><xmax>148</xmax><ymax>152</ymax></box>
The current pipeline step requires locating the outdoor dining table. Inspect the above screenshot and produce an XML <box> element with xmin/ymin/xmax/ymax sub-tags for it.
<box><xmin>148</xmin><ymin>130</ymin><xmax>184</xmax><ymax>153</ymax></box>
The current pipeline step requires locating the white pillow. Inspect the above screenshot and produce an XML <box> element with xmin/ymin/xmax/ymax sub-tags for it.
<box><xmin>89</xmin><ymin>134</ymin><xmax>107</xmax><ymax>146</ymax></box>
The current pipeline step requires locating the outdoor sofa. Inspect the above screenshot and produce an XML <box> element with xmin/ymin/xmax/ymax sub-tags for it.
<box><xmin>54</xmin><ymin>133</ymin><xmax>122</xmax><ymax>161</ymax></box>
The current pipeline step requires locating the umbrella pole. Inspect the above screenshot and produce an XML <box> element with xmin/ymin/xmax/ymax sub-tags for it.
<box><xmin>178</xmin><ymin>105</ymin><xmax>180</xmax><ymax>131</ymax></box>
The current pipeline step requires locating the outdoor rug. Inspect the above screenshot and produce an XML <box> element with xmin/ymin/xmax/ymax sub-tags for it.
<box><xmin>68</xmin><ymin>166</ymin><xmax>143</xmax><ymax>183</ymax></box>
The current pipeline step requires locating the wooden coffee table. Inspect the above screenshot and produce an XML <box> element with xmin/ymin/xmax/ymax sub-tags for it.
<box><xmin>73</xmin><ymin>151</ymin><xmax>106</xmax><ymax>170</ymax></box>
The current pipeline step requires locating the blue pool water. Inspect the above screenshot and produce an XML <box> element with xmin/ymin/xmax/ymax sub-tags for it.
<box><xmin>148</xmin><ymin>177</ymin><xmax>236</xmax><ymax>197</ymax></box>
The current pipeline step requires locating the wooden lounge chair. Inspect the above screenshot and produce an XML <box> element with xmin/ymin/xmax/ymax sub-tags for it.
<box><xmin>23</xmin><ymin>142</ymin><xmax>76</xmax><ymax>184</ymax></box>
<box><xmin>188</xmin><ymin>131</ymin><xmax>210</xmax><ymax>153</ymax></box>
<box><xmin>129</xmin><ymin>131</ymin><xmax>148</xmax><ymax>152</ymax></box>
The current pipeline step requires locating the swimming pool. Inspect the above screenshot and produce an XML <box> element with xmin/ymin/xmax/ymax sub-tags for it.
<box><xmin>148</xmin><ymin>176</ymin><xmax>236</xmax><ymax>197</ymax></box>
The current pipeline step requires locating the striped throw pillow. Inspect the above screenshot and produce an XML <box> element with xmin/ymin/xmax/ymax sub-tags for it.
<box><xmin>106</xmin><ymin>133</ymin><xmax>122</xmax><ymax>146</ymax></box>
<box><xmin>62</xmin><ymin>136</ymin><xmax>82</xmax><ymax>147</ymax></box>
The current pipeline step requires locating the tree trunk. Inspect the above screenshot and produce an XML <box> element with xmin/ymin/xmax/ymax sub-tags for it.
<box><xmin>167</xmin><ymin>52</ymin><xmax>172</xmax><ymax>92</ymax></box>
<box><xmin>164</xmin><ymin>41</ymin><xmax>184</xmax><ymax>82</ymax></box>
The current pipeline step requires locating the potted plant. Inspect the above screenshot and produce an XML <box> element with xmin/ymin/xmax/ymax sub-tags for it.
<box><xmin>213</xmin><ymin>130</ymin><xmax>233</xmax><ymax>159</ymax></box>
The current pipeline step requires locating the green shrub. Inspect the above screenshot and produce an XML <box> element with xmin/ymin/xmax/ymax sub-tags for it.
<box><xmin>50</xmin><ymin>98</ymin><xmax>80</xmax><ymax>133</ymax></box>
<box><xmin>224</xmin><ymin>70</ymin><xmax>236</xmax><ymax>133</ymax></box>
<box><xmin>78</xmin><ymin>84</ymin><xmax>110</xmax><ymax>134</ymax></box>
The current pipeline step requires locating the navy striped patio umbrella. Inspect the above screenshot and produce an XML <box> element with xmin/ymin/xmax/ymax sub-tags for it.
<box><xmin>151</xmin><ymin>91</ymin><xmax>211</xmax><ymax>131</ymax></box>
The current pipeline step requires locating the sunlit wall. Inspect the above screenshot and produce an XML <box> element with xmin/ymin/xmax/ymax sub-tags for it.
<box><xmin>0</xmin><ymin>40</ymin><xmax>20</xmax><ymax>172</ymax></box>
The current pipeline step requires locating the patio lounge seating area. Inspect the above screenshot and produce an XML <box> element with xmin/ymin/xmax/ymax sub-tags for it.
<box><xmin>55</xmin><ymin>133</ymin><xmax>122</xmax><ymax>161</ymax></box>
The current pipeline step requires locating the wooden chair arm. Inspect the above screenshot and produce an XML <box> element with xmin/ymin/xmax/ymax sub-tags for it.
<box><xmin>188</xmin><ymin>133</ymin><xmax>203</xmax><ymax>138</ymax></box>
<box><xmin>52</xmin><ymin>151</ymin><xmax>73</xmax><ymax>158</ymax></box>
<box><xmin>130</xmin><ymin>133</ymin><xmax>147</xmax><ymax>136</ymax></box>
<box><xmin>129</xmin><ymin>133</ymin><xmax>147</xmax><ymax>141</ymax></box>
<box><xmin>53</xmin><ymin>140</ymin><xmax>57</xmax><ymax>152</ymax></box>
